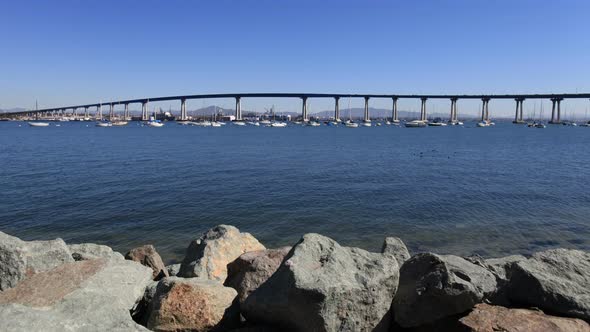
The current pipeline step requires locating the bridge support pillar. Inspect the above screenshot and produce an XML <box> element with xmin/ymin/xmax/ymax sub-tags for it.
<box><xmin>84</xmin><ymin>107</ymin><xmax>89</xmax><ymax>118</ymax></box>
<box><xmin>234</xmin><ymin>97</ymin><xmax>241</xmax><ymax>121</ymax></box>
<box><xmin>364</xmin><ymin>97</ymin><xmax>370</xmax><ymax>122</ymax></box>
<box><xmin>449</xmin><ymin>98</ymin><xmax>458</xmax><ymax>123</ymax></box>
<box><xmin>513</xmin><ymin>98</ymin><xmax>525</xmax><ymax>124</ymax></box>
<box><xmin>549</xmin><ymin>98</ymin><xmax>562</xmax><ymax>124</ymax></box>
<box><xmin>124</xmin><ymin>103</ymin><xmax>129</xmax><ymax>120</ymax></box>
<box><xmin>420</xmin><ymin>97</ymin><xmax>427</xmax><ymax>121</ymax></box>
<box><xmin>302</xmin><ymin>96</ymin><xmax>308</xmax><ymax>121</ymax></box>
<box><xmin>180</xmin><ymin>98</ymin><xmax>187</xmax><ymax>121</ymax></box>
<box><xmin>109</xmin><ymin>103</ymin><xmax>114</xmax><ymax>120</ymax></box>
<box><xmin>557</xmin><ymin>98</ymin><xmax>562</xmax><ymax>123</ymax></box>
<box><xmin>481</xmin><ymin>98</ymin><xmax>490</xmax><ymax>122</ymax></box>
<box><xmin>97</xmin><ymin>105</ymin><xmax>102</xmax><ymax>120</ymax></box>
<box><xmin>550</xmin><ymin>99</ymin><xmax>556</xmax><ymax>123</ymax></box>
<box><xmin>392</xmin><ymin>97</ymin><xmax>399</xmax><ymax>122</ymax></box>
<box><xmin>334</xmin><ymin>97</ymin><xmax>340</xmax><ymax>121</ymax></box>
<box><xmin>142</xmin><ymin>101</ymin><xmax>148</xmax><ymax>121</ymax></box>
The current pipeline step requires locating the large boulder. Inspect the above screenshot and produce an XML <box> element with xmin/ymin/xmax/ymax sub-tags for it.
<box><xmin>508</xmin><ymin>248</ymin><xmax>590</xmax><ymax>320</ymax></box>
<box><xmin>143</xmin><ymin>277</ymin><xmax>240</xmax><ymax>332</ymax></box>
<box><xmin>178</xmin><ymin>225</ymin><xmax>265</xmax><ymax>281</ymax></box>
<box><xmin>68</xmin><ymin>243</ymin><xmax>124</xmax><ymax>261</ymax></box>
<box><xmin>393</xmin><ymin>253</ymin><xmax>497</xmax><ymax>328</ymax></box>
<box><xmin>224</xmin><ymin>247</ymin><xmax>291</xmax><ymax>305</ymax></box>
<box><xmin>381</xmin><ymin>236</ymin><xmax>411</xmax><ymax>265</ymax></box>
<box><xmin>242</xmin><ymin>233</ymin><xmax>399</xmax><ymax>332</ymax></box>
<box><xmin>125</xmin><ymin>245</ymin><xmax>169</xmax><ymax>280</ymax></box>
<box><xmin>459</xmin><ymin>303</ymin><xmax>590</xmax><ymax>332</ymax></box>
<box><xmin>0</xmin><ymin>258</ymin><xmax>153</xmax><ymax>331</ymax></box>
<box><xmin>0</xmin><ymin>231</ymin><xmax>74</xmax><ymax>291</ymax></box>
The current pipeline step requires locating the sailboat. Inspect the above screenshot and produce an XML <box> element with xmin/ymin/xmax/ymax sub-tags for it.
<box><xmin>581</xmin><ymin>108</ymin><xmax>590</xmax><ymax>127</ymax></box>
<box><xmin>211</xmin><ymin>110</ymin><xmax>221</xmax><ymax>127</ymax></box>
<box><xmin>345</xmin><ymin>97</ymin><xmax>358</xmax><ymax>127</ymax></box>
<box><xmin>269</xmin><ymin>106</ymin><xmax>287</xmax><ymax>127</ymax></box>
<box><xmin>146</xmin><ymin>109</ymin><xmax>164</xmax><ymax>127</ymax></box>
<box><xmin>535</xmin><ymin>102</ymin><xmax>546</xmax><ymax>128</ymax></box>
<box><xmin>260</xmin><ymin>108</ymin><xmax>272</xmax><ymax>125</ymax></box>
<box><xmin>405</xmin><ymin>120</ymin><xmax>427</xmax><ymax>128</ymax></box>
<box><xmin>28</xmin><ymin>122</ymin><xmax>50</xmax><ymax>127</ymax></box>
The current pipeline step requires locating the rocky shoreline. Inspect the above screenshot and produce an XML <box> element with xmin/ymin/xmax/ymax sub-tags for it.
<box><xmin>0</xmin><ymin>225</ymin><xmax>588</xmax><ymax>332</ymax></box>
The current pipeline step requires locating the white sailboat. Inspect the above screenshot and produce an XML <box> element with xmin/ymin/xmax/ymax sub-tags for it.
<box><xmin>405</xmin><ymin>120</ymin><xmax>427</xmax><ymax>128</ymax></box>
<box><xmin>344</xmin><ymin>97</ymin><xmax>358</xmax><ymax>127</ymax></box>
<box><xmin>28</xmin><ymin>122</ymin><xmax>50</xmax><ymax>127</ymax></box>
<box><xmin>145</xmin><ymin>110</ymin><xmax>164</xmax><ymax>127</ymax></box>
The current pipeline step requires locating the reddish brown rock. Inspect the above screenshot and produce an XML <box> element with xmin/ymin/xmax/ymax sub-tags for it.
<box><xmin>225</xmin><ymin>247</ymin><xmax>291</xmax><ymax>304</ymax></box>
<box><xmin>0</xmin><ymin>257</ymin><xmax>153</xmax><ymax>331</ymax></box>
<box><xmin>146</xmin><ymin>277</ymin><xmax>240</xmax><ymax>332</ymax></box>
<box><xmin>459</xmin><ymin>303</ymin><xmax>590</xmax><ymax>332</ymax></box>
<box><xmin>0</xmin><ymin>259</ymin><xmax>106</xmax><ymax>307</ymax></box>
<box><xmin>0</xmin><ymin>231</ymin><xmax>74</xmax><ymax>291</ymax></box>
<box><xmin>125</xmin><ymin>244</ymin><xmax>169</xmax><ymax>280</ymax></box>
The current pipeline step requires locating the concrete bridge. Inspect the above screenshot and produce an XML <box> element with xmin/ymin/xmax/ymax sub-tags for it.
<box><xmin>6</xmin><ymin>93</ymin><xmax>590</xmax><ymax>124</ymax></box>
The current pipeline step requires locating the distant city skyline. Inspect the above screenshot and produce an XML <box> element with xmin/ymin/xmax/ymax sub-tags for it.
<box><xmin>2</xmin><ymin>0</ymin><xmax>590</xmax><ymax>117</ymax></box>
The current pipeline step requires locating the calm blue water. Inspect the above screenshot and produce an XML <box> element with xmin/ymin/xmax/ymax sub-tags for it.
<box><xmin>1</xmin><ymin>121</ymin><xmax>589</xmax><ymax>263</ymax></box>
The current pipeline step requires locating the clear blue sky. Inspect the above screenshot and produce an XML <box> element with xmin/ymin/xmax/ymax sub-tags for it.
<box><xmin>2</xmin><ymin>0</ymin><xmax>590</xmax><ymax>117</ymax></box>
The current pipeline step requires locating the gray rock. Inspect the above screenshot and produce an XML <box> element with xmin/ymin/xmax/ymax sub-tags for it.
<box><xmin>143</xmin><ymin>277</ymin><xmax>240</xmax><ymax>332</ymax></box>
<box><xmin>125</xmin><ymin>245</ymin><xmax>168</xmax><ymax>280</ymax></box>
<box><xmin>178</xmin><ymin>225</ymin><xmax>265</xmax><ymax>281</ymax></box>
<box><xmin>508</xmin><ymin>248</ymin><xmax>590</xmax><ymax>320</ymax></box>
<box><xmin>381</xmin><ymin>236</ymin><xmax>411</xmax><ymax>265</ymax></box>
<box><xmin>0</xmin><ymin>231</ymin><xmax>74</xmax><ymax>291</ymax></box>
<box><xmin>480</xmin><ymin>254</ymin><xmax>527</xmax><ymax>305</ymax></box>
<box><xmin>393</xmin><ymin>253</ymin><xmax>497</xmax><ymax>328</ymax></box>
<box><xmin>485</xmin><ymin>255</ymin><xmax>526</xmax><ymax>281</ymax></box>
<box><xmin>242</xmin><ymin>233</ymin><xmax>399</xmax><ymax>332</ymax></box>
<box><xmin>0</xmin><ymin>258</ymin><xmax>153</xmax><ymax>331</ymax></box>
<box><xmin>224</xmin><ymin>246</ymin><xmax>291</xmax><ymax>305</ymax></box>
<box><xmin>166</xmin><ymin>263</ymin><xmax>181</xmax><ymax>277</ymax></box>
<box><xmin>68</xmin><ymin>243</ymin><xmax>124</xmax><ymax>261</ymax></box>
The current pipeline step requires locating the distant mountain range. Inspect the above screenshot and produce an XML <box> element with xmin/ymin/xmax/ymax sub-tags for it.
<box><xmin>0</xmin><ymin>108</ymin><xmax>27</xmax><ymax>113</ymax></box>
<box><xmin>183</xmin><ymin>106</ymin><xmax>482</xmax><ymax>119</ymax></box>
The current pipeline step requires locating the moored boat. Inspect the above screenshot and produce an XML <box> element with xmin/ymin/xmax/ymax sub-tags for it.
<box><xmin>405</xmin><ymin>120</ymin><xmax>427</xmax><ymax>128</ymax></box>
<box><xmin>146</xmin><ymin>120</ymin><xmax>164</xmax><ymax>127</ymax></box>
<box><xmin>111</xmin><ymin>121</ymin><xmax>128</xmax><ymax>126</ymax></box>
<box><xmin>28</xmin><ymin>122</ymin><xmax>50</xmax><ymax>127</ymax></box>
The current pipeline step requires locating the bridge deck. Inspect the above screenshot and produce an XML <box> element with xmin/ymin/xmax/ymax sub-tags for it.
<box><xmin>6</xmin><ymin>92</ymin><xmax>590</xmax><ymax>114</ymax></box>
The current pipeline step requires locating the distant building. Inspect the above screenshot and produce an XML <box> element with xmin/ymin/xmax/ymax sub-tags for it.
<box><xmin>222</xmin><ymin>115</ymin><xmax>236</xmax><ymax>121</ymax></box>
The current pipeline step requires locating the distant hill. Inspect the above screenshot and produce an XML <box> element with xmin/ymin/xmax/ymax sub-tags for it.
<box><xmin>185</xmin><ymin>106</ymin><xmax>469</xmax><ymax>120</ymax></box>
<box><xmin>0</xmin><ymin>108</ymin><xmax>27</xmax><ymax>113</ymax></box>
